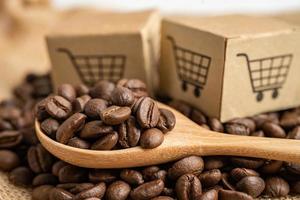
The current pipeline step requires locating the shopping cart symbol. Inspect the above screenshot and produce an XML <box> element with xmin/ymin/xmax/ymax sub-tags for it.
<box><xmin>167</xmin><ymin>36</ymin><xmax>211</xmax><ymax>97</ymax></box>
<box><xmin>237</xmin><ymin>53</ymin><xmax>293</xmax><ymax>102</ymax></box>
<box><xmin>57</xmin><ymin>48</ymin><xmax>126</xmax><ymax>86</ymax></box>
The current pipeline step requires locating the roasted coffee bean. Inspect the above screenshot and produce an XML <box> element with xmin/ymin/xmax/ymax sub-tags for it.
<box><xmin>221</xmin><ymin>173</ymin><xmax>236</xmax><ymax>190</ymax></box>
<box><xmin>91</xmin><ymin>131</ymin><xmax>118</xmax><ymax>150</ymax></box>
<box><xmin>21</xmin><ymin>127</ymin><xmax>38</xmax><ymax>145</ymax></box>
<box><xmin>199</xmin><ymin>189</ymin><xmax>218</xmax><ymax>200</ymax></box>
<box><xmin>231</xmin><ymin>157</ymin><xmax>264</xmax><ymax>169</ymax></box>
<box><xmin>142</xmin><ymin>166</ymin><xmax>167</xmax><ymax>182</ymax></box>
<box><xmin>156</xmin><ymin>108</ymin><xmax>176</xmax><ymax>133</ymax></box>
<box><xmin>31</xmin><ymin>74</ymin><xmax>52</xmax><ymax>97</ymax></box>
<box><xmin>89</xmin><ymin>169</ymin><xmax>118</xmax><ymax>183</ymax></box>
<box><xmin>204</xmin><ymin>157</ymin><xmax>227</xmax><ymax>170</ymax></box>
<box><xmin>118</xmin><ymin>79</ymin><xmax>148</xmax><ymax>98</ymax></box>
<box><xmin>262</xmin><ymin>122</ymin><xmax>286</xmax><ymax>138</ymax></box>
<box><xmin>32</xmin><ymin>185</ymin><xmax>54</xmax><ymax>200</ymax></box>
<box><xmin>118</xmin><ymin>116</ymin><xmax>141</xmax><ymax>148</ymax></box>
<box><xmin>137</xmin><ymin>97</ymin><xmax>160</xmax><ymax>128</ymax></box>
<box><xmin>250</xmin><ymin>130</ymin><xmax>265</xmax><ymax>137</ymax></box>
<box><xmin>291</xmin><ymin>181</ymin><xmax>300</xmax><ymax>194</ymax></box>
<box><xmin>40</xmin><ymin>118</ymin><xmax>59</xmax><ymax>137</ymax></box>
<box><xmin>59</xmin><ymin>165</ymin><xmax>88</xmax><ymax>183</ymax></box>
<box><xmin>0</xmin><ymin>119</ymin><xmax>13</xmax><ymax>131</ymax></box>
<box><xmin>80</xmin><ymin>120</ymin><xmax>114</xmax><ymax>139</ymax></box>
<box><xmin>0</xmin><ymin>150</ymin><xmax>20</xmax><ymax>171</ymax></box>
<box><xmin>280</xmin><ymin>111</ymin><xmax>300</xmax><ymax>128</ymax></box>
<box><xmin>140</xmin><ymin>128</ymin><xmax>164</xmax><ymax>149</ymax></box>
<box><xmin>74</xmin><ymin>183</ymin><xmax>106</xmax><ymax>200</ymax></box>
<box><xmin>190</xmin><ymin>108</ymin><xmax>207</xmax><ymax>125</ymax></box>
<box><xmin>111</xmin><ymin>86</ymin><xmax>135</xmax><ymax>106</ymax></box>
<box><xmin>236</xmin><ymin>176</ymin><xmax>265</xmax><ymax>197</ymax></box>
<box><xmin>27</xmin><ymin>144</ymin><xmax>54</xmax><ymax>173</ymax></box>
<box><xmin>151</xmin><ymin>197</ymin><xmax>175</xmax><ymax>200</ymax></box>
<box><xmin>35</xmin><ymin>97</ymin><xmax>51</xmax><ymax>121</ymax></box>
<box><xmin>90</xmin><ymin>80</ymin><xmax>115</xmax><ymax>101</ymax></box>
<box><xmin>67</xmin><ymin>137</ymin><xmax>90</xmax><ymax>149</ymax></box>
<box><xmin>229</xmin><ymin>118</ymin><xmax>256</xmax><ymax>133</ymax></box>
<box><xmin>0</xmin><ymin>130</ymin><xmax>23</xmax><ymax>148</ymax></box>
<box><xmin>287</xmin><ymin>126</ymin><xmax>300</xmax><ymax>139</ymax></box>
<box><xmin>208</xmin><ymin>118</ymin><xmax>224</xmax><ymax>132</ymax></box>
<box><xmin>69</xmin><ymin>183</ymin><xmax>94</xmax><ymax>194</ymax></box>
<box><xmin>230</xmin><ymin>168</ymin><xmax>259</xmax><ymax>182</ymax></box>
<box><xmin>58</xmin><ymin>84</ymin><xmax>76</xmax><ymax>102</ymax></box>
<box><xmin>52</xmin><ymin>161</ymin><xmax>68</xmax><ymax>176</ymax></box>
<box><xmin>198</xmin><ymin>169</ymin><xmax>222</xmax><ymax>188</ymax></box>
<box><xmin>49</xmin><ymin>188</ymin><xmax>74</xmax><ymax>200</ymax></box>
<box><xmin>106</xmin><ymin>180</ymin><xmax>131</xmax><ymax>200</ymax></box>
<box><xmin>0</xmin><ymin>105</ymin><xmax>21</xmax><ymax>120</ymax></box>
<box><xmin>260</xmin><ymin>160</ymin><xmax>283</xmax><ymax>174</ymax></box>
<box><xmin>130</xmin><ymin>179</ymin><xmax>164</xmax><ymax>200</ymax></box>
<box><xmin>84</xmin><ymin>98</ymin><xmax>108</xmax><ymax>119</ymax></box>
<box><xmin>73</xmin><ymin>95</ymin><xmax>91</xmax><ymax>113</ymax></box>
<box><xmin>75</xmin><ymin>84</ymin><xmax>90</xmax><ymax>96</ymax></box>
<box><xmin>57</xmin><ymin>183</ymin><xmax>82</xmax><ymax>190</ymax></box>
<box><xmin>45</xmin><ymin>95</ymin><xmax>72</xmax><ymax>119</ymax></box>
<box><xmin>286</xmin><ymin>162</ymin><xmax>300</xmax><ymax>175</ymax></box>
<box><xmin>264</xmin><ymin>176</ymin><xmax>290</xmax><ymax>197</ymax></box>
<box><xmin>162</xmin><ymin>187</ymin><xmax>175</xmax><ymax>197</ymax></box>
<box><xmin>175</xmin><ymin>174</ymin><xmax>202</xmax><ymax>200</ymax></box>
<box><xmin>32</xmin><ymin>173</ymin><xmax>58</xmax><ymax>186</ymax></box>
<box><xmin>225</xmin><ymin>122</ymin><xmax>250</xmax><ymax>136</ymax></box>
<box><xmin>168</xmin><ymin>156</ymin><xmax>204</xmax><ymax>180</ymax></box>
<box><xmin>168</xmin><ymin>100</ymin><xmax>192</xmax><ymax>117</ymax></box>
<box><xmin>100</xmin><ymin>106</ymin><xmax>131</xmax><ymax>125</ymax></box>
<box><xmin>219</xmin><ymin>189</ymin><xmax>253</xmax><ymax>200</ymax></box>
<box><xmin>9</xmin><ymin>166</ymin><xmax>33</xmax><ymax>187</ymax></box>
<box><xmin>120</xmin><ymin>169</ymin><xmax>144</xmax><ymax>185</ymax></box>
<box><xmin>56</xmin><ymin>113</ymin><xmax>86</xmax><ymax>144</ymax></box>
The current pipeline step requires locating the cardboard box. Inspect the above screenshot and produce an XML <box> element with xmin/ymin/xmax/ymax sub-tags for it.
<box><xmin>160</xmin><ymin>15</ymin><xmax>300</xmax><ymax>122</ymax></box>
<box><xmin>47</xmin><ymin>10</ymin><xmax>160</xmax><ymax>95</ymax></box>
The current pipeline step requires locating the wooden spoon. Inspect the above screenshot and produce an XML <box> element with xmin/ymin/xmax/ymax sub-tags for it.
<box><xmin>36</xmin><ymin>103</ymin><xmax>300</xmax><ymax>168</ymax></box>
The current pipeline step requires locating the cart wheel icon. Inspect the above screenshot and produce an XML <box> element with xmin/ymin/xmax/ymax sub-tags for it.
<box><xmin>272</xmin><ymin>89</ymin><xmax>279</xmax><ymax>99</ymax></box>
<box><xmin>256</xmin><ymin>92</ymin><xmax>263</xmax><ymax>102</ymax></box>
<box><xmin>194</xmin><ymin>87</ymin><xmax>201</xmax><ymax>97</ymax></box>
<box><xmin>182</xmin><ymin>81</ymin><xmax>188</xmax><ymax>91</ymax></box>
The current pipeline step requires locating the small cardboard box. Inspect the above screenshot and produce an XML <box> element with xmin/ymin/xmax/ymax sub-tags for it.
<box><xmin>160</xmin><ymin>15</ymin><xmax>300</xmax><ymax>122</ymax></box>
<box><xmin>46</xmin><ymin>10</ymin><xmax>160</xmax><ymax>94</ymax></box>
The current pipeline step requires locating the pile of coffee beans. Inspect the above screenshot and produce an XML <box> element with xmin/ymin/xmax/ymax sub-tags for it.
<box><xmin>0</xmin><ymin>74</ymin><xmax>299</xmax><ymax>200</ymax></box>
<box><xmin>36</xmin><ymin>79</ymin><xmax>176</xmax><ymax>150</ymax></box>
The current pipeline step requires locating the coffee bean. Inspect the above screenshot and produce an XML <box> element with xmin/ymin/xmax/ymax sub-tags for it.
<box><xmin>49</xmin><ymin>188</ymin><xmax>74</xmax><ymax>200</ymax></box>
<box><xmin>190</xmin><ymin>108</ymin><xmax>207</xmax><ymax>125</ymax></box>
<box><xmin>57</xmin><ymin>84</ymin><xmax>76</xmax><ymax>102</ymax></box>
<box><xmin>118</xmin><ymin>79</ymin><xmax>148</xmax><ymax>98</ymax></box>
<box><xmin>45</xmin><ymin>95</ymin><xmax>72</xmax><ymax>119</ymax></box>
<box><xmin>264</xmin><ymin>176</ymin><xmax>290</xmax><ymax>197</ymax></box>
<box><xmin>151</xmin><ymin>197</ymin><xmax>175</xmax><ymax>200</ymax></box>
<box><xmin>74</xmin><ymin>183</ymin><xmax>106</xmax><ymax>200</ymax></box>
<box><xmin>32</xmin><ymin>173</ymin><xmax>58</xmax><ymax>186</ymax></box>
<box><xmin>0</xmin><ymin>150</ymin><xmax>20</xmax><ymax>171</ymax></box>
<box><xmin>230</xmin><ymin>168</ymin><xmax>259</xmax><ymax>182</ymax></box>
<box><xmin>111</xmin><ymin>86</ymin><xmax>135</xmax><ymax>106</ymax></box>
<box><xmin>280</xmin><ymin>111</ymin><xmax>300</xmax><ymax>128</ymax></box>
<box><xmin>262</xmin><ymin>122</ymin><xmax>286</xmax><ymax>138</ymax></box>
<box><xmin>89</xmin><ymin>169</ymin><xmax>118</xmax><ymax>183</ymax></box>
<box><xmin>142</xmin><ymin>166</ymin><xmax>167</xmax><ymax>182</ymax></box>
<box><xmin>287</xmin><ymin>126</ymin><xmax>300</xmax><ymax>139</ymax></box>
<box><xmin>0</xmin><ymin>130</ymin><xmax>23</xmax><ymax>148</ymax></box>
<box><xmin>140</xmin><ymin>128</ymin><xmax>164</xmax><ymax>149</ymax></box>
<box><xmin>137</xmin><ymin>97</ymin><xmax>160</xmax><ymax>128</ymax></box>
<box><xmin>52</xmin><ymin>161</ymin><xmax>68</xmax><ymax>176</ymax></box>
<box><xmin>260</xmin><ymin>160</ymin><xmax>283</xmax><ymax>174</ymax></box>
<box><xmin>84</xmin><ymin>98</ymin><xmax>108</xmax><ymax>119</ymax></box>
<box><xmin>198</xmin><ymin>169</ymin><xmax>222</xmax><ymax>188</ymax></box>
<box><xmin>225</xmin><ymin>122</ymin><xmax>250</xmax><ymax>136</ymax></box>
<box><xmin>219</xmin><ymin>189</ymin><xmax>253</xmax><ymax>200</ymax></box>
<box><xmin>69</xmin><ymin>183</ymin><xmax>94</xmax><ymax>194</ymax></box>
<box><xmin>106</xmin><ymin>180</ymin><xmax>131</xmax><ymax>200</ymax></box>
<box><xmin>100</xmin><ymin>106</ymin><xmax>131</xmax><ymax>125</ymax></box>
<box><xmin>73</xmin><ymin>95</ymin><xmax>91</xmax><ymax>113</ymax></box>
<box><xmin>0</xmin><ymin>119</ymin><xmax>13</xmax><ymax>131</ymax></box>
<box><xmin>75</xmin><ymin>84</ymin><xmax>90</xmax><ymax>96</ymax></box>
<box><xmin>231</xmin><ymin>157</ymin><xmax>264</xmax><ymax>169</ymax></box>
<box><xmin>175</xmin><ymin>174</ymin><xmax>202</xmax><ymax>200</ymax></box>
<box><xmin>9</xmin><ymin>166</ymin><xmax>33</xmax><ymax>187</ymax></box>
<box><xmin>90</xmin><ymin>80</ymin><xmax>115</xmax><ymax>101</ymax></box>
<box><xmin>40</xmin><ymin>118</ymin><xmax>59</xmax><ymax>137</ymax></box>
<box><xmin>156</xmin><ymin>108</ymin><xmax>176</xmax><ymax>133</ymax></box>
<box><xmin>208</xmin><ymin>118</ymin><xmax>224</xmax><ymax>132</ymax></box>
<box><xmin>286</xmin><ymin>162</ymin><xmax>300</xmax><ymax>175</ymax></box>
<box><xmin>221</xmin><ymin>173</ymin><xmax>236</xmax><ymax>190</ymax></box>
<box><xmin>91</xmin><ymin>131</ymin><xmax>118</xmax><ymax>150</ymax></box>
<box><xmin>168</xmin><ymin>100</ymin><xmax>192</xmax><ymax>117</ymax></box>
<box><xmin>229</xmin><ymin>118</ymin><xmax>256</xmax><ymax>133</ymax></box>
<box><xmin>67</xmin><ymin>137</ymin><xmax>90</xmax><ymax>149</ymax></box>
<box><xmin>80</xmin><ymin>120</ymin><xmax>114</xmax><ymax>139</ymax></box>
<box><xmin>119</xmin><ymin>169</ymin><xmax>143</xmax><ymax>185</ymax></box>
<box><xmin>236</xmin><ymin>176</ymin><xmax>265</xmax><ymax>197</ymax></box>
<box><xmin>130</xmin><ymin>179</ymin><xmax>164</xmax><ymax>200</ymax></box>
<box><xmin>162</xmin><ymin>187</ymin><xmax>175</xmax><ymax>197</ymax></box>
<box><xmin>291</xmin><ymin>181</ymin><xmax>300</xmax><ymax>194</ymax></box>
<box><xmin>56</xmin><ymin>113</ymin><xmax>86</xmax><ymax>144</ymax></box>
<box><xmin>199</xmin><ymin>189</ymin><xmax>218</xmax><ymax>200</ymax></box>
<box><xmin>32</xmin><ymin>185</ymin><xmax>54</xmax><ymax>200</ymax></box>
<box><xmin>35</xmin><ymin>98</ymin><xmax>51</xmax><ymax>121</ymax></box>
<box><xmin>250</xmin><ymin>130</ymin><xmax>265</xmax><ymax>137</ymax></box>
<box><xmin>168</xmin><ymin>156</ymin><xmax>204</xmax><ymax>180</ymax></box>
<box><xmin>204</xmin><ymin>157</ymin><xmax>227</xmax><ymax>170</ymax></box>
<box><xmin>118</xmin><ymin>116</ymin><xmax>141</xmax><ymax>148</ymax></box>
<box><xmin>0</xmin><ymin>105</ymin><xmax>21</xmax><ymax>120</ymax></box>
<box><xmin>59</xmin><ymin>165</ymin><xmax>88</xmax><ymax>183</ymax></box>
<box><xmin>27</xmin><ymin>144</ymin><xmax>54</xmax><ymax>173</ymax></box>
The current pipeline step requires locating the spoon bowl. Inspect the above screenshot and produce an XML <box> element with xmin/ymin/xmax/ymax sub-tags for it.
<box><xmin>36</xmin><ymin>103</ymin><xmax>300</xmax><ymax>168</ymax></box>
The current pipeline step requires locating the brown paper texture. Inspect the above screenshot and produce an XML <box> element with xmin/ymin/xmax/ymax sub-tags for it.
<box><xmin>47</xmin><ymin>10</ymin><xmax>160</xmax><ymax>95</ymax></box>
<box><xmin>160</xmin><ymin>15</ymin><xmax>300</xmax><ymax>122</ymax></box>
<box><xmin>274</xmin><ymin>11</ymin><xmax>300</xmax><ymax>26</ymax></box>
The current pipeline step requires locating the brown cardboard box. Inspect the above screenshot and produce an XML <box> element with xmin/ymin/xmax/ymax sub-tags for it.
<box><xmin>47</xmin><ymin>10</ymin><xmax>160</xmax><ymax>95</ymax></box>
<box><xmin>160</xmin><ymin>15</ymin><xmax>300</xmax><ymax>122</ymax></box>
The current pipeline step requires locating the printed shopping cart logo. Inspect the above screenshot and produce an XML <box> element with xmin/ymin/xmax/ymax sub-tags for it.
<box><xmin>237</xmin><ymin>53</ymin><xmax>293</xmax><ymax>102</ymax></box>
<box><xmin>167</xmin><ymin>36</ymin><xmax>211</xmax><ymax>97</ymax></box>
<box><xmin>57</xmin><ymin>48</ymin><xmax>126</xmax><ymax>86</ymax></box>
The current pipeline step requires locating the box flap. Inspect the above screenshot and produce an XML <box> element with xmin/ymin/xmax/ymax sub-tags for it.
<box><xmin>49</xmin><ymin>9</ymin><xmax>158</xmax><ymax>36</ymax></box>
<box><xmin>166</xmin><ymin>15</ymin><xmax>297</xmax><ymax>39</ymax></box>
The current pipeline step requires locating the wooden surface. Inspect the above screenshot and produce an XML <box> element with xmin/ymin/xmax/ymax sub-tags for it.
<box><xmin>36</xmin><ymin>102</ymin><xmax>300</xmax><ymax>169</ymax></box>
